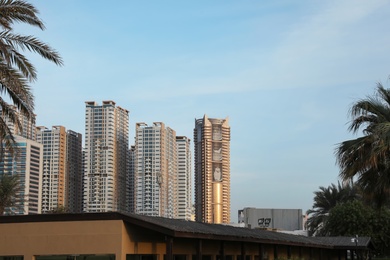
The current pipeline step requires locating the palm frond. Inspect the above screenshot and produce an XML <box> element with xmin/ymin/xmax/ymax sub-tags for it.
<box><xmin>0</xmin><ymin>40</ymin><xmax>36</xmax><ymax>80</ymax></box>
<box><xmin>0</xmin><ymin>113</ymin><xmax>16</xmax><ymax>160</ymax></box>
<box><xmin>0</xmin><ymin>173</ymin><xmax>23</xmax><ymax>215</ymax></box>
<box><xmin>0</xmin><ymin>62</ymin><xmax>34</xmax><ymax>115</ymax></box>
<box><xmin>0</xmin><ymin>31</ymin><xmax>63</xmax><ymax>70</ymax></box>
<box><xmin>0</xmin><ymin>0</ymin><xmax>62</xmax><ymax>160</ymax></box>
<box><xmin>336</xmin><ymin>84</ymin><xmax>390</xmax><ymax>210</ymax></box>
<box><xmin>0</xmin><ymin>0</ymin><xmax>44</xmax><ymax>30</ymax></box>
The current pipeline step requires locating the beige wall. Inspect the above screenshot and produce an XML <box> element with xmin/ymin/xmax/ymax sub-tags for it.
<box><xmin>0</xmin><ymin>219</ymin><xmax>340</xmax><ymax>260</ymax></box>
<box><xmin>0</xmin><ymin>220</ymin><xmax>125</xmax><ymax>260</ymax></box>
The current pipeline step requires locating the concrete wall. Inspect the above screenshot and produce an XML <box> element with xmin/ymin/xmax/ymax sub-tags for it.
<box><xmin>0</xmin><ymin>218</ymin><xmax>343</xmax><ymax>260</ymax></box>
<box><xmin>0</xmin><ymin>220</ymin><xmax>126</xmax><ymax>260</ymax></box>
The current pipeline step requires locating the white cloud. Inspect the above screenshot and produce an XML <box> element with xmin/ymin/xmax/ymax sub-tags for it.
<box><xmin>256</xmin><ymin>0</ymin><xmax>390</xmax><ymax>89</ymax></box>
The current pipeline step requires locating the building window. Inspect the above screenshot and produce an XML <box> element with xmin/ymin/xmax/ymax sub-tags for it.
<box><xmin>36</xmin><ymin>255</ymin><xmax>115</xmax><ymax>260</ymax></box>
<box><xmin>127</xmin><ymin>255</ymin><xmax>157</xmax><ymax>260</ymax></box>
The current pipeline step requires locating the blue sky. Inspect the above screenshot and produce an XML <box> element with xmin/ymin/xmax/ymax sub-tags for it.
<box><xmin>21</xmin><ymin>0</ymin><xmax>390</xmax><ymax>221</ymax></box>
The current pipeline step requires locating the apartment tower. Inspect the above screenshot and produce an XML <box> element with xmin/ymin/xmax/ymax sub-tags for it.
<box><xmin>194</xmin><ymin>115</ymin><xmax>230</xmax><ymax>224</ymax></box>
<box><xmin>36</xmin><ymin>126</ymin><xmax>67</xmax><ymax>213</ymax></box>
<box><xmin>134</xmin><ymin>122</ymin><xmax>177</xmax><ymax>218</ymax></box>
<box><xmin>127</xmin><ymin>145</ymin><xmax>136</xmax><ymax>213</ymax></box>
<box><xmin>0</xmin><ymin>108</ymin><xmax>41</xmax><ymax>215</ymax></box>
<box><xmin>0</xmin><ymin>136</ymin><xmax>43</xmax><ymax>214</ymax></box>
<box><xmin>2</xmin><ymin>106</ymin><xmax>36</xmax><ymax>140</ymax></box>
<box><xmin>84</xmin><ymin>101</ymin><xmax>129</xmax><ymax>212</ymax></box>
<box><xmin>66</xmin><ymin>130</ymin><xmax>83</xmax><ymax>213</ymax></box>
<box><xmin>176</xmin><ymin>136</ymin><xmax>192</xmax><ymax>220</ymax></box>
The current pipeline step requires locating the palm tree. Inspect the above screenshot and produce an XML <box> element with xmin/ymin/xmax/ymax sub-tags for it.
<box><xmin>306</xmin><ymin>182</ymin><xmax>358</xmax><ymax>236</ymax></box>
<box><xmin>0</xmin><ymin>174</ymin><xmax>23</xmax><ymax>215</ymax></box>
<box><xmin>0</xmin><ymin>0</ymin><xmax>63</xmax><ymax>157</ymax></box>
<box><xmin>336</xmin><ymin>84</ymin><xmax>390</xmax><ymax>210</ymax></box>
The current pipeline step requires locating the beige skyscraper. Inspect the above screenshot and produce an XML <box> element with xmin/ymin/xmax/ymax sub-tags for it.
<box><xmin>36</xmin><ymin>126</ymin><xmax>67</xmax><ymax>213</ymax></box>
<box><xmin>194</xmin><ymin>115</ymin><xmax>230</xmax><ymax>224</ymax></box>
<box><xmin>36</xmin><ymin>126</ymin><xmax>83</xmax><ymax>213</ymax></box>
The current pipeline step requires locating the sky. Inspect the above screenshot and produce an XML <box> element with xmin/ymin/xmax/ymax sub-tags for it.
<box><xmin>18</xmin><ymin>0</ymin><xmax>390</xmax><ymax>222</ymax></box>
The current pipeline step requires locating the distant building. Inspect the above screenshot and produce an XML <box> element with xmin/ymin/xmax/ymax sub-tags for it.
<box><xmin>0</xmin><ymin>136</ymin><xmax>43</xmax><ymax>215</ymax></box>
<box><xmin>238</xmin><ymin>207</ymin><xmax>304</xmax><ymax>231</ymax></box>
<box><xmin>2</xmin><ymin>106</ymin><xmax>36</xmax><ymax>140</ymax></box>
<box><xmin>134</xmin><ymin>122</ymin><xmax>177</xmax><ymax>218</ymax></box>
<box><xmin>194</xmin><ymin>115</ymin><xmax>231</xmax><ymax>224</ymax></box>
<box><xmin>83</xmin><ymin>101</ymin><xmax>129</xmax><ymax>212</ymax></box>
<box><xmin>127</xmin><ymin>145</ymin><xmax>136</xmax><ymax>213</ymax></box>
<box><xmin>36</xmin><ymin>126</ymin><xmax>67</xmax><ymax>213</ymax></box>
<box><xmin>66</xmin><ymin>130</ymin><xmax>83</xmax><ymax>213</ymax></box>
<box><xmin>176</xmin><ymin>136</ymin><xmax>192</xmax><ymax>220</ymax></box>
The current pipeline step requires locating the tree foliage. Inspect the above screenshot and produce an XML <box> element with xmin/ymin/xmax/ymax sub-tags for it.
<box><xmin>325</xmin><ymin>200</ymin><xmax>390</xmax><ymax>256</ymax></box>
<box><xmin>306</xmin><ymin>182</ymin><xmax>358</xmax><ymax>236</ymax></box>
<box><xmin>336</xmin><ymin>84</ymin><xmax>390</xmax><ymax>209</ymax></box>
<box><xmin>308</xmin><ymin>183</ymin><xmax>390</xmax><ymax>256</ymax></box>
<box><xmin>0</xmin><ymin>173</ymin><xmax>23</xmax><ymax>215</ymax></box>
<box><xmin>47</xmin><ymin>205</ymin><xmax>69</xmax><ymax>214</ymax></box>
<box><xmin>0</xmin><ymin>0</ymin><xmax>62</xmax><ymax>157</ymax></box>
<box><xmin>325</xmin><ymin>200</ymin><xmax>372</xmax><ymax>236</ymax></box>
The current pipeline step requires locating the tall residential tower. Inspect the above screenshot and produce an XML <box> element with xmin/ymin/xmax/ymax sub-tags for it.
<box><xmin>0</xmin><ymin>136</ymin><xmax>43</xmax><ymax>215</ymax></box>
<box><xmin>0</xmin><ymin>108</ymin><xmax>41</xmax><ymax>215</ymax></box>
<box><xmin>83</xmin><ymin>101</ymin><xmax>129</xmax><ymax>212</ymax></box>
<box><xmin>194</xmin><ymin>115</ymin><xmax>230</xmax><ymax>224</ymax></box>
<box><xmin>134</xmin><ymin>122</ymin><xmax>177</xmax><ymax>218</ymax></box>
<box><xmin>36</xmin><ymin>126</ymin><xmax>67</xmax><ymax>213</ymax></box>
<box><xmin>66</xmin><ymin>130</ymin><xmax>83</xmax><ymax>213</ymax></box>
<box><xmin>176</xmin><ymin>136</ymin><xmax>192</xmax><ymax>220</ymax></box>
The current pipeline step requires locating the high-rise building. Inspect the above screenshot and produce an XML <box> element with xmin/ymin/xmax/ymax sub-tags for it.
<box><xmin>194</xmin><ymin>115</ymin><xmax>231</xmax><ymax>224</ymax></box>
<box><xmin>134</xmin><ymin>122</ymin><xmax>177</xmax><ymax>218</ymax></box>
<box><xmin>83</xmin><ymin>101</ymin><xmax>129</xmax><ymax>212</ymax></box>
<box><xmin>176</xmin><ymin>136</ymin><xmax>192</xmax><ymax>220</ymax></box>
<box><xmin>36</xmin><ymin>126</ymin><xmax>67</xmax><ymax>213</ymax></box>
<box><xmin>66</xmin><ymin>130</ymin><xmax>83</xmax><ymax>213</ymax></box>
<box><xmin>2</xmin><ymin>106</ymin><xmax>36</xmax><ymax>140</ymax></box>
<box><xmin>127</xmin><ymin>145</ymin><xmax>136</xmax><ymax>213</ymax></box>
<box><xmin>0</xmin><ymin>136</ymin><xmax>43</xmax><ymax>215</ymax></box>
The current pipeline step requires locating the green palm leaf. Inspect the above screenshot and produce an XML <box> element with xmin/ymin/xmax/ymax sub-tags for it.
<box><xmin>336</xmin><ymin>83</ymin><xmax>390</xmax><ymax>209</ymax></box>
<box><xmin>0</xmin><ymin>0</ymin><xmax>62</xmax><ymax>160</ymax></box>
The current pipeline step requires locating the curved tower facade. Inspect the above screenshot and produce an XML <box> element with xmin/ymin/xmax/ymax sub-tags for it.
<box><xmin>194</xmin><ymin>115</ymin><xmax>230</xmax><ymax>224</ymax></box>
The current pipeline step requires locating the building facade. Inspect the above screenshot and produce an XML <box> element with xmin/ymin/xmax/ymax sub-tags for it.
<box><xmin>194</xmin><ymin>115</ymin><xmax>230</xmax><ymax>224</ymax></box>
<box><xmin>238</xmin><ymin>207</ymin><xmax>304</xmax><ymax>231</ymax></box>
<box><xmin>0</xmin><ymin>136</ymin><xmax>43</xmax><ymax>215</ymax></box>
<box><xmin>176</xmin><ymin>136</ymin><xmax>192</xmax><ymax>220</ymax></box>
<box><xmin>36</xmin><ymin>126</ymin><xmax>67</xmax><ymax>213</ymax></box>
<box><xmin>134</xmin><ymin>122</ymin><xmax>177</xmax><ymax>218</ymax></box>
<box><xmin>0</xmin><ymin>212</ymin><xmax>373</xmax><ymax>260</ymax></box>
<box><xmin>127</xmin><ymin>145</ymin><xmax>136</xmax><ymax>213</ymax></box>
<box><xmin>66</xmin><ymin>130</ymin><xmax>83</xmax><ymax>213</ymax></box>
<box><xmin>83</xmin><ymin>101</ymin><xmax>129</xmax><ymax>213</ymax></box>
<box><xmin>2</xmin><ymin>106</ymin><xmax>36</xmax><ymax>140</ymax></box>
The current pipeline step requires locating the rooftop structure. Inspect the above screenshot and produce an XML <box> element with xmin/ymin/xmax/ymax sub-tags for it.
<box><xmin>0</xmin><ymin>212</ymin><xmax>374</xmax><ymax>260</ymax></box>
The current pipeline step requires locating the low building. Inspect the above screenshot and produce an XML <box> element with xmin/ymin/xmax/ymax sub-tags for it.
<box><xmin>0</xmin><ymin>212</ymin><xmax>373</xmax><ymax>260</ymax></box>
<box><xmin>238</xmin><ymin>207</ymin><xmax>304</xmax><ymax>231</ymax></box>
